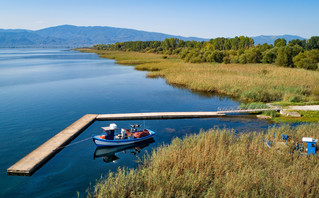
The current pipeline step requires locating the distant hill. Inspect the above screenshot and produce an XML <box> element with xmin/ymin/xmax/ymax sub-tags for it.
<box><xmin>0</xmin><ymin>25</ymin><xmax>307</xmax><ymax>48</ymax></box>
<box><xmin>0</xmin><ymin>25</ymin><xmax>207</xmax><ymax>48</ymax></box>
<box><xmin>252</xmin><ymin>35</ymin><xmax>306</xmax><ymax>45</ymax></box>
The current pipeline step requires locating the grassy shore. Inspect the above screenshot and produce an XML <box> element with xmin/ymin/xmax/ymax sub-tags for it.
<box><xmin>88</xmin><ymin>124</ymin><xmax>319</xmax><ymax>197</ymax></box>
<box><xmin>273</xmin><ymin>111</ymin><xmax>319</xmax><ymax>123</ymax></box>
<box><xmin>77</xmin><ymin>49</ymin><xmax>319</xmax><ymax>103</ymax></box>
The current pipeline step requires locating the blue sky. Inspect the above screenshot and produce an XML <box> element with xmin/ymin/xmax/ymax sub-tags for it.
<box><xmin>1</xmin><ymin>0</ymin><xmax>318</xmax><ymax>38</ymax></box>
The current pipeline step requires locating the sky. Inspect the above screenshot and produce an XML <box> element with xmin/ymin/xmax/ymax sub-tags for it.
<box><xmin>0</xmin><ymin>0</ymin><xmax>318</xmax><ymax>39</ymax></box>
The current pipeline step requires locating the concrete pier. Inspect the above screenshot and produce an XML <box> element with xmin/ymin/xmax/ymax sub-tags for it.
<box><xmin>96</xmin><ymin>111</ymin><xmax>225</xmax><ymax>121</ymax></box>
<box><xmin>7</xmin><ymin>108</ymin><xmax>278</xmax><ymax>176</ymax></box>
<box><xmin>7</xmin><ymin>114</ymin><xmax>97</xmax><ymax>176</ymax></box>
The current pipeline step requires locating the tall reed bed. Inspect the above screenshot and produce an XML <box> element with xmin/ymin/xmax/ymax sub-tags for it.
<box><xmin>77</xmin><ymin>49</ymin><xmax>319</xmax><ymax>102</ymax></box>
<box><xmin>89</xmin><ymin>124</ymin><xmax>319</xmax><ymax>197</ymax></box>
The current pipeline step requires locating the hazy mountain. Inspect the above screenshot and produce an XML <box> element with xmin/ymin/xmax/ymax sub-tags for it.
<box><xmin>0</xmin><ymin>25</ymin><xmax>307</xmax><ymax>48</ymax></box>
<box><xmin>252</xmin><ymin>35</ymin><xmax>306</xmax><ymax>45</ymax></box>
<box><xmin>0</xmin><ymin>31</ymin><xmax>67</xmax><ymax>47</ymax></box>
<box><xmin>0</xmin><ymin>25</ymin><xmax>207</xmax><ymax>48</ymax></box>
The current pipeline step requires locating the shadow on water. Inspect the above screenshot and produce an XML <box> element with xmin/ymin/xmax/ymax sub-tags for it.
<box><xmin>93</xmin><ymin>138</ymin><xmax>155</xmax><ymax>163</ymax></box>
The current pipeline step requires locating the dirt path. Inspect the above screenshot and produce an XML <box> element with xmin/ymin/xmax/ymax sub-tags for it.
<box><xmin>287</xmin><ymin>105</ymin><xmax>319</xmax><ymax>111</ymax></box>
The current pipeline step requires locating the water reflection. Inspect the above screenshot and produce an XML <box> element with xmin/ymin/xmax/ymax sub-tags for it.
<box><xmin>93</xmin><ymin>138</ymin><xmax>155</xmax><ymax>163</ymax></box>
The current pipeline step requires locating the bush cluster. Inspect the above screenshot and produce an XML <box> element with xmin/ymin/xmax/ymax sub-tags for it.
<box><xmin>94</xmin><ymin>36</ymin><xmax>319</xmax><ymax>70</ymax></box>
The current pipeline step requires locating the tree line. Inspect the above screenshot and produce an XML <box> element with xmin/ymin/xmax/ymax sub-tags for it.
<box><xmin>93</xmin><ymin>36</ymin><xmax>319</xmax><ymax>70</ymax></box>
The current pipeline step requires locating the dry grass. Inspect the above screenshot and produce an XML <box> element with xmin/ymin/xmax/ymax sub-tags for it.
<box><xmin>77</xmin><ymin>49</ymin><xmax>319</xmax><ymax>102</ymax></box>
<box><xmin>89</xmin><ymin>124</ymin><xmax>319</xmax><ymax>197</ymax></box>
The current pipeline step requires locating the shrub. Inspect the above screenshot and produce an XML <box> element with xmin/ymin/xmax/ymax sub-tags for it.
<box><xmin>262</xmin><ymin>110</ymin><xmax>278</xmax><ymax>117</ymax></box>
<box><xmin>245</xmin><ymin>48</ymin><xmax>262</xmax><ymax>63</ymax></box>
<box><xmin>312</xmin><ymin>87</ymin><xmax>319</xmax><ymax>100</ymax></box>
<box><xmin>262</xmin><ymin>47</ymin><xmax>278</xmax><ymax>64</ymax></box>
<box><xmin>275</xmin><ymin>45</ymin><xmax>303</xmax><ymax>67</ymax></box>
<box><xmin>230</xmin><ymin>56</ymin><xmax>239</xmax><ymax>63</ymax></box>
<box><xmin>203</xmin><ymin>51</ymin><xmax>211</xmax><ymax>62</ymax></box>
<box><xmin>211</xmin><ymin>50</ymin><xmax>226</xmax><ymax>63</ymax></box>
<box><xmin>241</xmin><ymin>89</ymin><xmax>273</xmax><ymax>102</ymax></box>
<box><xmin>239</xmin><ymin>102</ymin><xmax>269</xmax><ymax>110</ymax></box>
<box><xmin>223</xmin><ymin>56</ymin><xmax>231</xmax><ymax>64</ymax></box>
<box><xmin>146</xmin><ymin>48</ymin><xmax>155</xmax><ymax>53</ymax></box>
<box><xmin>190</xmin><ymin>56</ymin><xmax>203</xmax><ymax>63</ymax></box>
<box><xmin>283</xmin><ymin>94</ymin><xmax>303</xmax><ymax>102</ymax></box>
<box><xmin>172</xmin><ymin>48</ymin><xmax>181</xmax><ymax>55</ymax></box>
<box><xmin>288</xmin><ymin>96</ymin><xmax>302</xmax><ymax>102</ymax></box>
<box><xmin>293</xmin><ymin>49</ymin><xmax>319</xmax><ymax>70</ymax></box>
<box><xmin>238</xmin><ymin>54</ymin><xmax>247</xmax><ymax>64</ymax></box>
<box><xmin>205</xmin><ymin>54</ymin><xmax>214</xmax><ymax>62</ymax></box>
<box><xmin>179</xmin><ymin>49</ymin><xmax>189</xmax><ymax>59</ymax></box>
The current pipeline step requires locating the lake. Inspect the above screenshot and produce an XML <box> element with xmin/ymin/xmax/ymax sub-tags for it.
<box><xmin>0</xmin><ymin>49</ymin><xmax>275</xmax><ymax>197</ymax></box>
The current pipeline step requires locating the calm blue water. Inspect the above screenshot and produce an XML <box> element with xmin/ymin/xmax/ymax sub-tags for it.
<box><xmin>0</xmin><ymin>49</ymin><xmax>274</xmax><ymax>197</ymax></box>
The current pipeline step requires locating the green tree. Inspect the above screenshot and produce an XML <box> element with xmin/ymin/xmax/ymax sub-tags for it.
<box><xmin>239</xmin><ymin>48</ymin><xmax>262</xmax><ymax>64</ymax></box>
<box><xmin>223</xmin><ymin>39</ymin><xmax>232</xmax><ymax>50</ymax></box>
<box><xmin>212</xmin><ymin>38</ymin><xmax>226</xmax><ymax>50</ymax></box>
<box><xmin>293</xmin><ymin>49</ymin><xmax>319</xmax><ymax>70</ymax></box>
<box><xmin>274</xmin><ymin>38</ymin><xmax>287</xmax><ymax>47</ymax></box>
<box><xmin>150</xmin><ymin>41</ymin><xmax>161</xmax><ymax>49</ymax></box>
<box><xmin>238</xmin><ymin>54</ymin><xmax>247</xmax><ymax>64</ymax></box>
<box><xmin>162</xmin><ymin>38</ymin><xmax>180</xmax><ymax>51</ymax></box>
<box><xmin>288</xmin><ymin>39</ymin><xmax>306</xmax><ymax>49</ymax></box>
<box><xmin>230</xmin><ymin>37</ymin><xmax>240</xmax><ymax>50</ymax></box>
<box><xmin>203</xmin><ymin>51</ymin><xmax>212</xmax><ymax>62</ymax></box>
<box><xmin>275</xmin><ymin>45</ymin><xmax>303</xmax><ymax>67</ymax></box>
<box><xmin>238</xmin><ymin>36</ymin><xmax>254</xmax><ymax>49</ymax></box>
<box><xmin>258</xmin><ymin>43</ymin><xmax>273</xmax><ymax>52</ymax></box>
<box><xmin>262</xmin><ymin>47</ymin><xmax>278</xmax><ymax>64</ymax></box>
<box><xmin>211</xmin><ymin>50</ymin><xmax>225</xmax><ymax>63</ymax></box>
<box><xmin>306</xmin><ymin>36</ymin><xmax>319</xmax><ymax>50</ymax></box>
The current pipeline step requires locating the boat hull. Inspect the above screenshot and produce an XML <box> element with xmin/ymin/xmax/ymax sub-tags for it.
<box><xmin>93</xmin><ymin>130</ymin><xmax>155</xmax><ymax>147</ymax></box>
<box><xmin>94</xmin><ymin>138</ymin><xmax>155</xmax><ymax>158</ymax></box>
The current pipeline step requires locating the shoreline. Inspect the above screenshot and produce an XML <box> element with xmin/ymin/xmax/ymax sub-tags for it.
<box><xmin>75</xmin><ymin>48</ymin><xmax>319</xmax><ymax>103</ymax></box>
<box><xmin>76</xmin><ymin>48</ymin><xmax>319</xmax><ymax>123</ymax></box>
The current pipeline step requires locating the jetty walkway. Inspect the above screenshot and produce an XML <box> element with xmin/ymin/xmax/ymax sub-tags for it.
<box><xmin>7</xmin><ymin>108</ymin><xmax>278</xmax><ymax>176</ymax></box>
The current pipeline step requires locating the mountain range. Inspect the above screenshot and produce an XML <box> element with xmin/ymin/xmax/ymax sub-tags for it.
<box><xmin>0</xmin><ymin>25</ymin><xmax>306</xmax><ymax>48</ymax></box>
